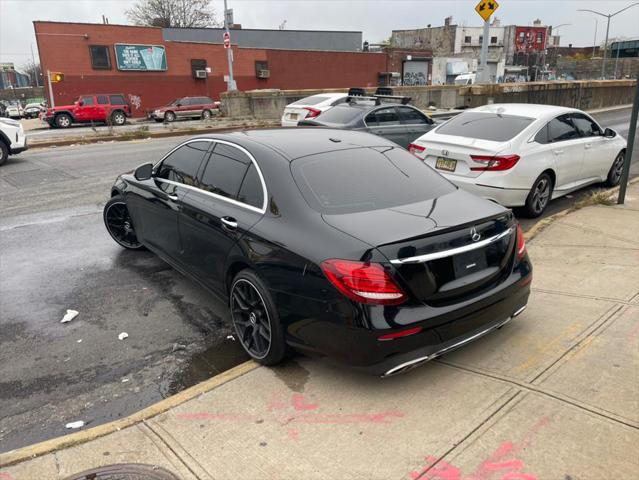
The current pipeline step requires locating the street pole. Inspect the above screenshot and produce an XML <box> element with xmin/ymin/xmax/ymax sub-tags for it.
<box><xmin>592</xmin><ymin>19</ymin><xmax>597</xmax><ymax>57</ymax></box>
<box><xmin>223</xmin><ymin>0</ymin><xmax>236</xmax><ymax>91</ymax></box>
<box><xmin>601</xmin><ymin>15</ymin><xmax>610</xmax><ymax>79</ymax></box>
<box><xmin>30</xmin><ymin>43</ymin><xmax>39</xmax><ymax>87</ymax></box>
<box><xmin>46</xmin><ymin>69</ymin><xmax>55</xmax><ymax>108</ymax></box>
<box><xmin>617</xmin><ymin>77</ymin><xmax>639</xmax><ymax>204</ymax></box>
<box><xmin>477</xmin><ymin>20</ymin><xmax>490</xmax><ymax>83</ymax></box>
<box><xmin>614</xmin><ymin>43</ymin><xmax>621</xmax><ymax>79</ymax></box>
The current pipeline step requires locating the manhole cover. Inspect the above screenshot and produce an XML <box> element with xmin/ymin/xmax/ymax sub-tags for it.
<box><xmin>63</xmin><ymin>463</ymin><xmax>180</xmax><ymax>480</ymax></box>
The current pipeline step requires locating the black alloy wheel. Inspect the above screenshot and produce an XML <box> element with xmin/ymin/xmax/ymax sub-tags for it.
<box><xmin>524</xmin><ymin>172</ymin><xmax>553</xmax><ymax>217</ymax></box>
<box><xmin>103</xmin><ymin>197</ymin><xmax>143</xmax><ymax>249</ymax></box>
<box><xmin>230</xmin><ymin>271</ymin><xmax>288</xmax><ymax>365</ymax></box>
<box><xmin>606</xmin><ymin>151</ymin><xmax>625</xmax><ymax>187</ymax></box>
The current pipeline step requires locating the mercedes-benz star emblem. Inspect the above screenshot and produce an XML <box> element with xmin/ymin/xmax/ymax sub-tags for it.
<box><xmin>470</xmin><ymin>227</ymin><xmax>481</xmax><ymax>242</ymax></box>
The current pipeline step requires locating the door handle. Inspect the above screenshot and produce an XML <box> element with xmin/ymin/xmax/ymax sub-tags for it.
<box><xmin>221</xmin><ymin>217</ymin><xmax>238</xmax><ymax>230</ymax></box>
<box><xmin>585</xmin><ymin>143</ymin><xmax>592</xmax><ymax>149</ymax></box>
<box><xmin>167</xmin><ymin>194</ymin><xmax>179</xmax><ymax>201</ymax></box>
<box><xmin>552</xmin><ymin>149</ymin><xmax>564</xmax><ymax>155</ymax></box>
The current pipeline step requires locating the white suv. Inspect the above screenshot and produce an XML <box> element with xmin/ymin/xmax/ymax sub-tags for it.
<box><xmin>0</xmin><ymin>118</ymin><xmax>28</xmax><ymax>166</ymax></box>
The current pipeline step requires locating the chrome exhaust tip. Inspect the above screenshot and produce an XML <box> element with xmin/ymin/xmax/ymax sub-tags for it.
<box><xmin>512</xmin><ymin>305</ymin><xmax>527</xmax><ymax>317</ymax></box>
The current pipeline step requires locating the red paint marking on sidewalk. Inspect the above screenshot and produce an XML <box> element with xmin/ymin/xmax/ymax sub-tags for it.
<box><xmin>291</xmin><ymin>393</ymin><xmax>319</xmax><ymax>411</ymax></box>
<box><xmin>287</xmin><ymin>428</ymin><xmax>300</xmax><ymax>441</ymax></box>
<box><xmin>290</xmin><ymin>410</ymin><xmax>404</xmax><ymax>425</ymax></box>
<box><xmin>0</xmin><ymin>473</ymin><xmax>16</xmax><ymax>480</ymax></box>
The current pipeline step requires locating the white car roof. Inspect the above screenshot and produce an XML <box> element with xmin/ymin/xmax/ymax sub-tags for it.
<box><xmin>472</xmin><ymin>103</ymin><xmax>580</xmax><ymax>121</ymax></box>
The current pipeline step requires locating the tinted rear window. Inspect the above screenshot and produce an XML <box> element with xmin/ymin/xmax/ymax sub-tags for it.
<box><xmin>291</xmin><ymin>95</ymin><xmax>331</xmax><ymax>106</ymax></box>
<box><xmin>436</xmin><ymin>111</ymin><xmax>534</xmax><ymax>142</ymax></box>
<box><xmin>110</xmin><ymin>95</ymin><xmax>126</xmax><ymax>105</ymax></box>
<box><xmin>312</xmin><ymin>105</ymin><xmax>362</xmax><ymax>124</ymax></box>
<box><xmin>292</xmin><ymin>147</ymin><xmax>455</xmax><ymax>215</ymax></box>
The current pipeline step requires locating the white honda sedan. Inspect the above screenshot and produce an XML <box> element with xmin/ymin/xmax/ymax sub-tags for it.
<box><xmin>281</xmin><ymin>93</ymin><xmax>348</xmax><ymax>127</ymax></box>
<box><xmin>408</xmin><ymin>104</ymin><xmax>627</xmax><ymax>217</ymax></box>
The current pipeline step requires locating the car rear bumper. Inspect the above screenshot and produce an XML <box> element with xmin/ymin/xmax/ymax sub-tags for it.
<box><xmin>444</xmin><ymin>175</ymin><xmax>529</xmax><ymax>207</ymax></box>
<box><xmin>281</xmin><ymin>118</ymin><xmax>299</xmax><ymax>127</ymax></box>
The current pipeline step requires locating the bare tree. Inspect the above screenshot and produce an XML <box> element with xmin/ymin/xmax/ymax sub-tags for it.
<box><xmin>21</xmin><ymin>60</ymin><xmax>42</xmax><ymax>87</ymax></box>
<box><xmin>126</xmin><ymin>0</ymin><xmax>221</xmax><ymax>28</ymax></box>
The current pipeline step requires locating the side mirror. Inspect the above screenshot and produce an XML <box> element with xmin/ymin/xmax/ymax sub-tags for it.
<box><xmin>134</xmin><ymin>162</ymin><xmax>154</xmax><ymax>181</ymax></box>
<box><xmin>603</xmin><ymin>128</ymin><xmax>616</xmax><ymax>138</ymax></box>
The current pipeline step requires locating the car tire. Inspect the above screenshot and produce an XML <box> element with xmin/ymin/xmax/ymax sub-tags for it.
<box><xmin>164</xmin><ymin>111</ymin><xmax>176</xmax><ymax>122</ymax></box>
<box><xmin>605</xmin><ymin>151</ymin><xmax>625</xmax><ymax>187</ymax></box>
<box><xmin>103</xmin><ymin>196</ymin><xmax>144</xmax><ymax>250</ymax></box>
<box><xmin>154</xmin><ymin>118</ymin><xmax>164</xmax><ymax>123</ymax></box>
<box><xmin>202</xmin><ymin>109</ymin><xmax>212</xmax><ymax>120</ymax></box>
<box><xmin>55</xmin><ymin>113</ymin><xmax>72</xmax><ymax>128</ymax></box>
<box><xmin>230</xmin><ymin>269</ymin><xmax>288</xmax><ymax>366</ymax></box>
<box><xmin>523</xmin><ymin>172</ymin><xmax>553</xmax><ymax>218</ymax></box>
<box><xmin>111</xmin><ymin>110</ymin><xmax>126</xmax><ymax>126</ymax></box>
<box><xmin>0</xmin><ymin>141</ymin><xmax>8</xmax><ymax>166</ymax></box>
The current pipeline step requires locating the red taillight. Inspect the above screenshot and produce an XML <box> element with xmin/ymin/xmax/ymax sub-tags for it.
<box><xmin>378</xmin><ymin>326</ymin><xmax>422</xmax><ymax>341</ymax></box>
<box><xmin>304</xmin><ymin>107</ymin><xmax>322</xmax><ymax>118</ymax></box>
<box><xmin>320</xmin><ymin>259</ymin><xmax>407</xmax><ymax>306</ymax></box>
<box><xmin>516</xmin><ymin>223</ymin><xmax>526</xmax><ymax>259</ymax></box>
<box><xmin>470</xmin><ymin>154</ymin><xmax>520</xmax><ymax>171</ymax></box>
<box><xmin>408</xmin><ymin>143</ymin><xmax>426</xmax><ymax>157</ymax></box>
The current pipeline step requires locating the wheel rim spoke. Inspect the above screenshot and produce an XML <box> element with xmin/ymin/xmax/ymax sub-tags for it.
<box><xmin>231</xmin><ymin>280</ymin><xmax>272</xmax><ymax>359</ymax></box>
<box><xmin>105</xmin><ymin>202</ymin><xmax>140</xmax><ymax>248</ymax></box>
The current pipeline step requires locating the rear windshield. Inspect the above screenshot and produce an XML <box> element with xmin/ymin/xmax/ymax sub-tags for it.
<box><xmin>311</xmin><ymin>105</ymin><xmax>362</xmax><ymax>124</ymax></box>
<box><xmin>292</xmin><ymin>147</ymin><xmax>455</xmax><ymax>215</ymax></box>
<box><xmin>436</xmin><ymin>111</ymin><xmax>534</xmax><ymax>142</ymax></box>
<box><xmin>291</xmin><ymin>95</ymin><xmax>331</xmax><ymax>106</ymax></box>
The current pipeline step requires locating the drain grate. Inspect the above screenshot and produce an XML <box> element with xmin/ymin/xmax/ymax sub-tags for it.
<box><xmin>63</xmin><ymin>463</ymin><xmax>180</xmax><ymax>480</ymax></box>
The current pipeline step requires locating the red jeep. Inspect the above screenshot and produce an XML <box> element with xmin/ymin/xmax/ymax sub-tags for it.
<box><xmin>43</xmin><ymin>94</ymin><xmax>131</xmax><ymax>128</ymax></box>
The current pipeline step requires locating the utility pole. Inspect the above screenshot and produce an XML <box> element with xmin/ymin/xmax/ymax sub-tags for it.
<box><xmin>614</xmin><ymin>42</ymin><xmax>621</xmax><ymax>79</ymax></box>
<box><xmin>46</xmin><ymin>69</ymin><xmax>55</xmax><ymax>107</ymax></box>
<box><xmin>477</xmin><ymin>20</ymin><xmax>490</xmax><ymax>83</ymax></box>
<box><xmin>30</xmin><ymin>44</ymin><xmax>39</xmax><ymax>87</ymax></box>
<box><xmin>592</xmin><ymin>19</ymin><xmax>598</xmax><ymax>57</ymax></box>
<box><xmin>578</xmin><ymin>3</ymin><xmax>639</xmax><ymax>80</ymax></box>
<box><xmin>223</xmin><ymin>0</ymin><xmax>236</xmax><ymax>91</ymax></box>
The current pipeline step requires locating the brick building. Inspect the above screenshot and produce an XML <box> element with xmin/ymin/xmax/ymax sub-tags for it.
<box><xmin>34</xmin><ymin>21</ymin><xmax>390</xmax><ymax>117</ymax></box>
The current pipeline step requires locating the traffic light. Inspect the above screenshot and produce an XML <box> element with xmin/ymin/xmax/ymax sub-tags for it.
<box><xmin>50</xmin><ymin>72</ymin><xmax>64</xmax><ymax>83</ymax></box>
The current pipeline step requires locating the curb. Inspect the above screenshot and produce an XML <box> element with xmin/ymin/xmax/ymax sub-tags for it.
<box><xmin>525</xmin><ymin>176</ymin><xmax>639</xmax><ymax>242</ymax></box>
<box><xmin>0</xmin><ymin>360</ymin><xmax>259</xmax><ymax>468</ymax></box>
<box><xmin>26</xmin><ymin>121</ymin><xmax>281</xmax><ymax>149</ymax></box>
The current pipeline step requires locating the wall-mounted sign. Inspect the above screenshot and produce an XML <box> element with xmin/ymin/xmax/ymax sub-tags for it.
<box><xmin>114</xmin><ymin>44</ymin><xmax>167</xmax><ymax>71</ymax></box>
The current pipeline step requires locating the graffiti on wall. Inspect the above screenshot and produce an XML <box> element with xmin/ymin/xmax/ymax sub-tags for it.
<box><xmin>128</xmin><ymin>94</ymin><xmax>142</xmax><ymax>110</ymax></box>
<box><xmin>403</xmin><ymin>71</ymin><xmax>427</xmax><ymax>86</ymax></box>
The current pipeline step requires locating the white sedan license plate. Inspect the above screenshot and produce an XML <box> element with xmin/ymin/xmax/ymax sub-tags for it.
<box><xmin>289</xmin><ymin>113</ymin><xmax>298</xmax><ymax>120</ymax></box>
<box><xmin>436</xmin><ymin>157</ymin><xmax>457</xmax><ymax>172</ymax></box>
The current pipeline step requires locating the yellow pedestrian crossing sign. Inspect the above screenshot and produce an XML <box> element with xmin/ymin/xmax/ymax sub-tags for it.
<box><xmin>475</xmin><ymin>0</ymin><xmax>499</xmax><ymax>22</ymax></box>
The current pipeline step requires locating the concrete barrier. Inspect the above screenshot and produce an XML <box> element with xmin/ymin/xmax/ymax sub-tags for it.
<box><xmin>220</xmin><ymin>80</ymin><xmax>636</xmax><ymax>120</ymax></box>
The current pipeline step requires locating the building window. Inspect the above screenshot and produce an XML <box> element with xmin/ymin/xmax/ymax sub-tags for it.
<box><xmin>536</xmin><ymin>32</ymin><xmax>543</xmax><ymax>44</ymax></box>
<box><xmin>89</xmin><ymin>45</ymin><xmax>111</xmax><ymax>70</ymax></box>
<box><xmin>255</xmin><ymin>60</ymin><xmax>269</xmax><ymax>78</ymax></box>
<box><xmin>518</xmin><ymin>32</ymin><xmax>525</xmax><ymax>42</ymax></box>
<box><xmin>479</xmin><ymin>36</ymin><xmax>483</xmax><ymax>44</ymax></box>
<box><xmin>491</xmin><ymin>36</ymin><xmax>498</xmax><ymax>44</ymax></box>
<box><xmin>464</xmin><ymin>36</ymin><xmax>472</xmax><ymax>44</ymax></box>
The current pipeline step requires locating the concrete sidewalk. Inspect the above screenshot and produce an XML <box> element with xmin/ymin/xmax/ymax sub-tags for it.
<box><xmin>2</xmin><ymin>184</ymin><xmax>638</xmax><ymax>480</ymax></box>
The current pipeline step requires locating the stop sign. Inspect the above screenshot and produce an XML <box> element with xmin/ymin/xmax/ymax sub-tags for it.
<box><xmin>223</xmin><ymin>31</ymin><xmax>230</xmax><ymax>49</ymax></box>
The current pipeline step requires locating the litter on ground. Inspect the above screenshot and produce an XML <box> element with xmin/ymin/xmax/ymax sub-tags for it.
<box><xmin>61</xmin><ymin>309</ymin><xmax>79</xmax><ymax>323</ymax></box>
<box><xmin>118</xmin><ymin>332</ymin><xmax>129</xmax><ymax>340</ymax></box>
<box><xmin>65</xmin><ymin>421</ymin><xmax>85</xmax><ymax>429</ymax></box>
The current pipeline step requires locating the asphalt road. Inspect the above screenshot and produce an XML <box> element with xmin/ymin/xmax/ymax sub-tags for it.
<box><xmin>0</xmin><ymin>107</ymin><xmax>636</xmax><ymax>452</ymax></box>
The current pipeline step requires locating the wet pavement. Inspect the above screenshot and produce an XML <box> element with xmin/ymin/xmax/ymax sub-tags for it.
<box><xmin>0</xmin><ymin>107</ymin><xmax>636</xmax><ymax>453</ymax></box>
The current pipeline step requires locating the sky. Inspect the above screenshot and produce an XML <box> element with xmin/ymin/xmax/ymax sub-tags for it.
<box><xmin>1</xmin><ymin>0</ymin><xmax>638</xmax><ymax>68</ymax></box>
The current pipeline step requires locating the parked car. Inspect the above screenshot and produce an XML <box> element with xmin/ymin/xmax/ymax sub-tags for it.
<box><xmin>298</xmin><ymin>90</ymin><xmax>435</xmax><ymax>148</ymax></box>
<box><xmin>103</xmin><ymin>129</ymin><xmax>531</xmax><ymax>376</ymax></box>
<box><xmin>42</xmin><ymin>94</ymin><xmax>131</xmax><ymax>128</ymax></box>
<box><xmin>5</xmin><ymin>104</ymin><xmax>23</xmax><ymax>119</ymax></box>
<box><xmin>281</xmin><ymin>93</ymin><xmax>348</xmax><ymax>126</ymax></box>
<box><xmin>147</xmin><ymin>96</ymin><xmax>220</xmax><ymax>122</ymax></box>
<box><xmin>454</xmin><ymin>73</ymin><xmax>476</xmax><ymax>85</ymax></box>
<box><xmin>408</xmin><ymin>104</ymin><xmax>627</xmax><ymax>217</ymax></box>
<box><xmin>0</xmin><ymin>117</ymin><xmax>28</xmax><ymax>166</ymax></box>
<box><xmin>23</xmin><ymin>102</ymin><xmax>45</xmax><ymax>119</ymax></box>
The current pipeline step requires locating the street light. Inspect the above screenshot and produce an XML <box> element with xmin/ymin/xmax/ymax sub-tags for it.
<box><xmin>578</xmin><ymin>2</ymin><xmax>639</xmax><ymax>79</ymax></box>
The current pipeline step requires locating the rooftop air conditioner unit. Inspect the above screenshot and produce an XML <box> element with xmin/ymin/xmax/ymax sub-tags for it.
<box><xmin>257</xmin><ymin>69</ymin><xmax>270</xmax><ymax>78</ymax></box>
<box><xmin>195</xmin><ymin>70</ymin><xmax>207</xmax><ymax>79</ymax></box>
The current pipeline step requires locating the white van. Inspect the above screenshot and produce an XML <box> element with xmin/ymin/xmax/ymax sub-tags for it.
<box><xmin>454</xmin><ymin>73</ymin><xmax>476</xmax><ymax>86</ymax></box>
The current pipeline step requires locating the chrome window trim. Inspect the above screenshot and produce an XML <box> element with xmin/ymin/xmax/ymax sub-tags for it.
<box><xmin>390</xmin><ymin>227</ymin><xmax>513</xmax><ymax>265</ymax></box>
<box><xmin>153</xmin><ymin>138</ymin><xmax>268</xmax><ymax>214</ymax></box>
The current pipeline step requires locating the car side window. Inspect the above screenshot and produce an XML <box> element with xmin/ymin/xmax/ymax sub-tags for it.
<box><xmin>374</xmin><ymin>107</ymin><xmax>400</xmax><ymax>126</ymax></box>
<box><xmin>548</xmin><ymin>115</ymin><xmax>580</xmax><ymax>142</ymax></box>
<box><xmin>199</xmin><ymin>143</ymin><xmax>251</xmax><ymax>200</ymax></box>
<box><xmin>570</xmin><ymin>113</ymin><xmax>602</xmax><ymax>137</ymax></box>
<box><xmin>202</xmin><ymin>97</ymin><xmax>214</xmax><ymax>104</ymax></box>
<box><xmin>398</xmin><ymin>106</ymin><xmax>432</xmax><ymax>125</ymax></box>
<box><xmin>110</xmin><ymin>95</ymin><xmax>126</xmax><ymax>105</ymax></box>
<box><xmin>81</xmin><ymin>96</ymin><xmax>95</xmax><ymax>106</ymax></box>
<box><xmin>237</xmin><ymin>163</ymin><xmax>264</xmax><ymax>209</ymax></box>
<box><xmin>97</xmin><ymin>95</ymin><xmax>109</xmax><ymax>105</ymax></box>
<box><xmin>156</xmin><ymin>141</ymin><xmax>209</xmax><ymax>186</ymax></box>
<box><xmin>534</xmin><ymin>124</ymin><xmax>549</xmax><ymax>144</ymax></box>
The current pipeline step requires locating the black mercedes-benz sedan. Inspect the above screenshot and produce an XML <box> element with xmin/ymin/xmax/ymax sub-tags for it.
<box><xmin>104</xmin><ymin>128</ymin><xmax>532</xmax><ymax>376</ymax></box>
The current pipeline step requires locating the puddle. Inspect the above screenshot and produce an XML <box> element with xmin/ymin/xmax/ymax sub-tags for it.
<box><xmin>269</xmin><ymin>359</ymin><xmax>310</xmax><ymax>393</ymax></box>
